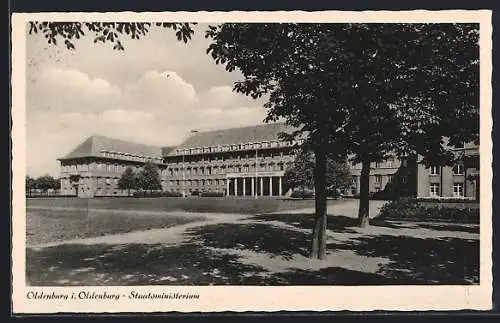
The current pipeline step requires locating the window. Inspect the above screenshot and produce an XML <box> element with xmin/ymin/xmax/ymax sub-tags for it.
<box><xmin>430</xmin><ymin>183</ymin><xmax>440</xmax><ymax>197</ymax></box>
<box><xmin>453</xmin><ymin>182</ymin><xmax>464</xmax><ymax>197</ymax></box>
<box><xmin>453</xmin><ymin>163</ymin><xmax>464</xmax><ymax>175</ymax></box>
<box><xmin>375</xmin><ymin>162</ymin><xmax>381</xmax><ymax>168</ymax></box>
<box><xmin>386</xmin><ymin>159</ymin><xmax>393</xmax><ymax>168</ymax></box>
<box><xmin>387</xmin><ymin>175</ymin><xmax>393</xmax><ymax>183</ymax></box>
<box><xmin>430</xmin><ymin>166</ymin><xmax>440</xmax><ymax>176</ymax></box>
<box><xmin>375</xmin><ymin>175</ymin><xmax>382</xmax><ymax>183</ymax></box>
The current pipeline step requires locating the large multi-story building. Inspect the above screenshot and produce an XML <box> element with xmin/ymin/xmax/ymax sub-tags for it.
<box><xmin>58</xmin><ymin>122</ymin><xmax>479</xmax><ymax>200</ymax></box>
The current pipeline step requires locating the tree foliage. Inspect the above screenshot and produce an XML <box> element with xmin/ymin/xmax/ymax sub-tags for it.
<box><xmin>26</xmin><ymin>176</ymin><xmax>36</xmax><ymax>197</ymax></box>
<box><xmin>284</xmin><ymin>148</ymin><xmax>351</xmax><ymax>193</ymax></box>
<box><xmin>69</xmin><ymin>174</ymin><xmax>81</xmax><ymax>183</ymax></box>
<box><xmin>205</xmin><ymin>22</ymin><xmax>479</xmax><ymax>253</ymax></box>
<box><xmin>28</xmin><ymin>22</ymin><xmax>196</xmax><ymax>51</ymax></box>
<box><xmin>136</xmin><ymin>161</ymin><xmax>162</xmax><ymax>192</ymax></box>
<box><xmin>118</xmin><ymin>166</ymin><xmax>138</xmax><ymax>196</ymax></box>
<box><xmin>35</xmin><ymin>175</ymin><xmax>60</xmax><ymax>192</ymax></box>
<box><xmin>26</xmin><ymin>175</ymin><xmax>60</xmax><ymax>194</ymax></box>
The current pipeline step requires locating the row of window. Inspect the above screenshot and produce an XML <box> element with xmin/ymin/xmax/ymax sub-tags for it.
<box><xmin>429</xmin><ymin>164</ymin><xmax>465</xmax><ymax>176</ymax></box>
<box><xmin>429</xmin><ymin>183</ymin><xmax>465</xmax><ymax>198</ymax></box>
<box><xmin>168</xmin><ymin>152</ymin><xmax>289</xmax><ymax>164</ymax></box>
<box><xmin>351</xmin><ymin>158</ymin><xmax>398</xmax><ymax>170</ymax></box>
<box><xmin>174</xmin><ymin>139</ymin><xmax>305</xmax><ymax>156</ymax></box>
<box><xmin>168</xmin><ymin>163</ymin><xmax>288</xmax><ymax>176</ymax></box>
<box><xmin>61</xmin><ymin>163</ymin><xmax>135</xmax><ymax>173</ymax></box>
<box><xmin>100</xmin><ymin>150</ymin><xmax>163</xmax><ymax>163</ymax></box>
<box><xmin>350</xmin><ymin>174</ymin><xmax>400</xmax><ymax>187</ymax></box>
<box><xmin>169</xmin><ymin>179</ymin><xmax>227</xmax><ymax>186</ymax></box>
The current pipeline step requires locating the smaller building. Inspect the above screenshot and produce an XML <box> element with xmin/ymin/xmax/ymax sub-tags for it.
<box><xmin>346</xmin><ymin>156</ymin><xmax>418</xmax><ymax>198</ymax></box>
<box><xmin>58</xmin><ymin>136</ymin><xmax>171</xmax><ymax>198</ymax></box>
<box><xmin>344</xmin><ymin>142</ymin><xmax>479</xmax><ymax>200</ymax></box>
<box><xmin>416</xmin><ymin>142</ymin><xmax>480</xmax><ymax>200</ymax></box>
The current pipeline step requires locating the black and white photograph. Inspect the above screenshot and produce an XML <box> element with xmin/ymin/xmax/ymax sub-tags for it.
<box><xmin>11</xmin><ymin>10</ymin><xmax>492</xmax><ymax>313</ymax></box>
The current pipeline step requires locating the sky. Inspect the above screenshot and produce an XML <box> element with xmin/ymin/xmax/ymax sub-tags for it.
<box><xmin>25</xmin><ymin>23</ymin><xmax>269</xmax><ymax>177</ymax></box>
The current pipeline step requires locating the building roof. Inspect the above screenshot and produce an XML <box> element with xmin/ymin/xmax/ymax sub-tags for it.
<box><xmin>161</xmin><ymin>146</ymin><xmax>176</xmax><ymax>156</ymax></box>
<box><xmin>169</xmin><ymin>122</ymin><xmax>297</xmax><ymax>154</ymax></box>
<box><xmin>58</xmin><ymin>135</ymin><xmax>164</xmax><ymax>160</ymax></box>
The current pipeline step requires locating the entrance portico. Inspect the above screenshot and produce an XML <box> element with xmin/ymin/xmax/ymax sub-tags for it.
<box><xmin>226</xmin><ymin>171</ymin><xmax>285</xmax><ymax>197</ymax></box>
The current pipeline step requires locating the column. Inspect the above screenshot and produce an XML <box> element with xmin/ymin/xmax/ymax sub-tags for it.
<box><xmin>243</xmin><ymin>177</ymin><xmax>246</xmax><ymax>196</ymax></box>
<box><xmin>251</xmin><ymin>177</ymin><xmax>255</xmax><ymax>197</ymax></box>
<box><xmin>226</xmin><ymin>178</ymin><xmax>230</xmax><ymax>196</ymax></box>
<box><xmin>269</xmin><ymin>176</ymin><xmax>273</xmax><ymax>196</ymax></box>
<box><xmin>279</xmin><ymin>176</ymin><xmax>283</xmax><ymax>197</ymax></box>
<box><xmin>259</xmin><ymin>177</ymin><xmax>263</xmax><ymax>197</ymax></box>
<box><xmin>234</xmin><ymin>178</ymin><xmax>238</xmax><ymax>196</ymax></box>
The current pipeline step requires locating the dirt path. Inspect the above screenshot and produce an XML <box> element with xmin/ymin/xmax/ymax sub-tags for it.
<box><xmin>29</xmin><ymin>199</ymin><xmax>477</xmax><ymax>251</ymax></box>
<box><xmin>29</xmin><ymin>210</ymin><xmax>250</xmax><ymax>250</ymax></box>
<box><xmin>270</xmin><ymin>199</ymin><xmax>387</xmax><ymax>218</ymax></box>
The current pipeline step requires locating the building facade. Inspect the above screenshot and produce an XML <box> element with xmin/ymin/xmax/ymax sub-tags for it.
<box><xmin>58</xmin><ymin>136</ymin><xmax>169</xmax><ymax>197</ymax></box>
<box><xmin>58</xmin><ymin>123</ymin><xmax>479</xmax><ymax>199</ymax></box>
<box><xmin>416</xmin><ymin>142</ymin><xmax>480</xmax><ymax>200</ymax></box>
<box><xmin>162</xmin><ymin>123</ymin><xmax>300</xmax><ymax>197</ymax></box>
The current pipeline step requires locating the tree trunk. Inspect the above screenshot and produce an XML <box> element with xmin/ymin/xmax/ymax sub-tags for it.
<box><xmin>475</xmin><ymin>177</ymin><xmax>480</xmax><ymax>201</ymax></box>
<box><xmin>310</xmin><ymin>146</ymin><xmax>328</xmax><ymax>260</ymax></box>
<box><xmin>128</xmin><ymin>188</ymin><xmax>131</xmax><ymax>197</ymax></box>
<box><xmin>358</xmin><ymin>159</ymin><xmax>371</xmax><ymax>228</ymax></box>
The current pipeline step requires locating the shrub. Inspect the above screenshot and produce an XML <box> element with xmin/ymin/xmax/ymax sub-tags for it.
<box><xmin>378</xmin><ymin>197</ymin><xmax>479</xmax><ymax>223</ymax></box>
<box><xmin>162</xmin><ymin>191</ymin><xmax>183</xmax><ymax>197</ymax></box>
<box><xmin>416</xmin><ymin>197</ymin><xmax>478</xmax><ymax>203</ymax></box>
<box><xmin>191</xmin><ymin>190</ymin><xmax>200</xmax><ymax>196</ymax></box>
<box><xmin>290</xmin><ymin>189</ymin><xmax>314</xmax><ymax>199</ymax></box>
<box><xmin>132</xmin><ymin>191</ymin><xmax>182</xmax><ymax>198</ymax></box>
<box><xmin>326</xmin><ymin>188</ymin><xmax>342</xmax><ymax>198</ymax></box>
<box><xmin>200</xmin><ymin>191</ymin><xmax>225</xmax><ymax>197</ymax></box>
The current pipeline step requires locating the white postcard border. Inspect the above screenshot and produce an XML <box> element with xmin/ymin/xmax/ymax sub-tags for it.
<box><xmin>11</xmin><ymin>10</ymin><xmax>493</xmax><ymax>313</ymax></box>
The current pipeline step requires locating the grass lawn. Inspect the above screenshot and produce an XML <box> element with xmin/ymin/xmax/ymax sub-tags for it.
<box><xmin>26</xmin><ymin>196</ymin><xmax>347</xmax><ymax>214</ymax></box>
<box><xmin>26</xmin><ymin>198</ymin><xmax>479</xmax><ymax>286</ymax></box>
<box><xmin>26</xmin><ymin>208</ymin><xmax>205</xmax><ymax>246</ymax></box>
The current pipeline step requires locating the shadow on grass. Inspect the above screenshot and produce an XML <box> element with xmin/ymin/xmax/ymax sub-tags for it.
<box><xmin>273</xmin><ymin>267</ymin><xmax>407</xmax><ymax>285</ymax></box>
<box><xmin>186</xmin><ymin>223</ymin><xmax>310</xmax><ymax>260</ymax></box>
<box><xmin>328</xmin><ymin>235</ymin><xmax>479</xmax><ymax>284</ymax></box>
<box><xmin>26</xmin><ymin>243</ymin><xmax>275</xmax><ymax>286</ymax></box>
<box><xmin>418</xmin><ymin>223</ymin><xmax>479</xmax><ymax>234</ymax></box>
<box><xmin>254</xmin><ymin>213</ymin><xmax>402</xmax><ymax>232</ymax></box>
<box><xmin>27</xmin><ymin>241</ymin><xmax>401</xmax><ymax>286</ymax></box>
<box><xmin>26</xmin><ymin>214</ymin><xmax>480</xmax><ymax>286</ymax></box>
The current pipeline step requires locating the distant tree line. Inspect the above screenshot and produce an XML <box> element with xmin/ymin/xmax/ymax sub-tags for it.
<box><xmin>25</xmin><ymin>175</ymin><xmax>61</xmax><ymax>197</ymax></box>
<box><xmin>118</xmin><ymin>161</ymin><xmax>162</xmax><ymax>196</ymax></box>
